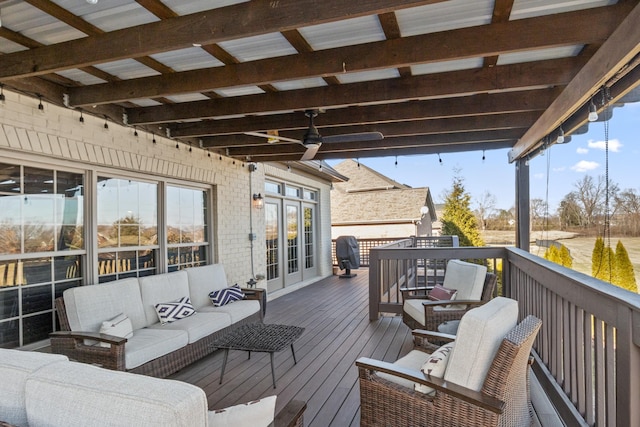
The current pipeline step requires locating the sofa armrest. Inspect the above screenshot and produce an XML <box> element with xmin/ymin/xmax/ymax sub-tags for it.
<box><xmin>49</xmin><ymin>330</ymin><xmax>127</xmax><ymax>371</ymax></box>
<box><xmin>272</xmin><ymin>400</ymin><xmax>306</xmax><ymax>427</ymax></box>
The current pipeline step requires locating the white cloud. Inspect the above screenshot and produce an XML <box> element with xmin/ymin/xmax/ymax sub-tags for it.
<box><xmin>533</xmin><ymin>173</ymin><xmax>545</xmax><ymax>180</ymax></box>
<box><xmin>571</xmin><ymin>160</ymin><xmax>599</xmax><ymax>172</ymax></box>
<box><xmin>576</xmin><ymin>147</ymin><xmax>589</xmax><ymax>154</ymax></box>
<box><xmin>587</xmin><ymin>138</ymin><xmax>622</xmax><ymax>152</ymax></box>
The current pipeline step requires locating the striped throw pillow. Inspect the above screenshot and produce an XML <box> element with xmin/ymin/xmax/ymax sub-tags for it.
<box><xmin>154</xmin><ymin>297</ymin><xmax>196</xmax><ymax>324</ymax></box>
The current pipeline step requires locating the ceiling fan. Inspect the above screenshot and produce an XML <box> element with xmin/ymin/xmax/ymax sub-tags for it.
<box><xmin>245</xmin><ymin>109</ymin><xmax>383</xmax><ymax>160</ymax></box>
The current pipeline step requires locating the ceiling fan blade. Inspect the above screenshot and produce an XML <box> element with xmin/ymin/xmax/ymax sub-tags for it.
<box><xmin>245</xmin><ymin>131</ymin><xmax>301</xmax><ymax>144</ymax></box>
<box><xmin>300</xmin><ymin>143</ymin><xmax>321</xmax><ymax>160</ymax></box>
<box><xmin>322</xmin><ymin>132</ymin><xmax>383</xmax><ymax>144</ymax></box>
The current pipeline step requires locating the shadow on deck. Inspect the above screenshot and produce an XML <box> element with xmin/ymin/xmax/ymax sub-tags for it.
<box><xmin>170</xmin><ymin>269</ymin><xmax>411</xmax><ymax>427</ymax></box>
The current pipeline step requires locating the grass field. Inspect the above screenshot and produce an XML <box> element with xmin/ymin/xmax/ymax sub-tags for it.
<box><xmin>481</xmin><ymin>230</ymin><xmax>640</xmax><ymax>283</ymax></box>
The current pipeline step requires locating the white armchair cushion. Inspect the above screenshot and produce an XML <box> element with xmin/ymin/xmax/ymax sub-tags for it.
<box><xmin>442</xmin><ymin>259</ymin><xmax>487</xmax><ymax>301</ymax></box>
<box><xmin>208</xmin><ymin>395</ymin><xmax>276</xmax><ymax>427</ymax></box>
<box><xmin>443</xmin><ymin>297</ymin><xmax>518</xmax><ymax>391</ymax></box>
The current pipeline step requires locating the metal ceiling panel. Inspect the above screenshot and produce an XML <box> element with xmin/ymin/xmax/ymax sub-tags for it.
<box><xmin>76</xmin><ymin>2</ymin><xmax>158</xmax><ymax>32</ymax></box>
<box><xmin>93</xmin><ymin>59</ymin><xmax>161</xmax><ymax>80</ymax></box>
<box><xmin>54</xmin><ymin>69</ymin><xmax>107</xmax><ymax>86</ymax></box>
<box><xmin>128</xmin><ymin>99</ymin><xmax>163</xmax><ymax>108</ymax></box>
<box><xmin>336</xmin><ymin>69</ymin><xmax>401</xmax><ymax>84</ymax></box>
<box><xmin>0</xmin><ymin>39</ymin><xmax>26</xmax><ymax>55</ymax></box>
<box><xmin>218</xmin><ymin>32</ymin><xmax>298</xmax><ymax>62</ymax></box>
<box><xmin>162</xmin><ymin>0</ymin><xmax>249</xmax><ymax>15</ymax></box>
<box><xmin>165</xmin><ymin>93</ymin><xmax>211</xmax><ymax>103</ymax></box>
<box><xmin>213</xmin><ymin>86</ymin><xmax>265</xmax><ymax>98</ymax></box>
<box><xmin>150</xmin><ymin>48</ymin><xmax>225</xmax><ymax>72</ymax></box>
<box><xmin>497</xmin><ymin>45</ymin><xmax>583</xmax><ymax>66</ymax></box>
<box><xmin>411</xmin><ymin>58</ymin><xmax>484</xmax><ymax>76</ymax></box>
<box><xmin>298</xmin><ymin>15</ymin><xmax>385</xmax><ymax>50</ymax></box>
<box><xmin>396</xmin><ymin>0</ymin><xmax>494</xmax><ymax>36</ymax></box>
<box><xmin>271</xmin><ymin>78</ymin><xmax>329</xmax><ymax>92</ymax></box>
<box><xmin>511</xmin><ymin>0</ymin><xmax>617</xmax><ymax>20</ymax></box>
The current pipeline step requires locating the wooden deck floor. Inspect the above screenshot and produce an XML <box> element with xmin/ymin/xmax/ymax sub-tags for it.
<box><xmin>170</xmin><ymin>269</ymin><xmax>413</xmax><ymax>427</ymax></box>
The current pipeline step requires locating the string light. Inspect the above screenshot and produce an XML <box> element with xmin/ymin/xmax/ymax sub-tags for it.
<box><xmin>395</xmin><ymin>156</ymin><xmax>398</xmax><ymax>167</ymax></box>
<box><xmin>152</xmin><ymin>133</ymin><xmax>156</xmax><ymax>143</ymax></box>
<box><xmin>357</xmin><ymin>159</ymin><xmax>360</xmax><ymax>168</ymax></box>
<box><xmin>0</xmin><ymin>84</ymin><xmax>5</xmax><ymax>103</ymax></box>
<box><xmin>103</xmin><ymin>116</ymin><xmax>108</xmax><ymax>129</ymax></box>
<box><xmin>37</xmin><ymin>95</ymin><xmax>44</xmax><ymax>111</ymax></box>
<box><xmin>588</xmin><ymin>99</ymin><xmax>598</xmax><ymax>122</ymax></box>
<box><xmin>176</xmin><ymin>142</ymin><xmax>179</xmax><ymax>149</ymax></box>
<box><xmin>482</xmin><ymin>150</ymin><xmax>485</xmax><ymax>162</ymax></box>
<box><xmin>79</xmin><ymin>110</ymin><xmax>84</xmax><ymax>123</ymax></box>
<box><xmin>556</xmin><ymin>125</ymin><xmax>565</xmax><ymax>144</ymax></box>
<box><xmin>133</xmin><ymin>126</ymin><xmax>138</xmax><ymax>137</ymax></box>
<box><xmin>438</xmin><ymin>153</ymin><xmax>442</xmax><ymax>165</ymax></box>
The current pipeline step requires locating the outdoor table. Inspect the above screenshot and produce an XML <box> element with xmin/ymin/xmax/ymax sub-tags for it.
<box><xmin>211</xmin><ymin>323</ymin><xmax>305</xmax><ymax>388</ymax></box>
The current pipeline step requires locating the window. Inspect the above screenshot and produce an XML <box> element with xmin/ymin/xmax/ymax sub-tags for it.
<box><xmin>0</xmin><ymin>163</ymin><xmax>84</xmax><ymax>347</ymax></box>
<box><xmin>166</xmin><ymin>186</ymin><xmax>208</xmax><ymax>271</ymax></box>
<box><xmin>97</xmin><ymin>177</ymin><xmax>158</xmax><ymax>282</ymax></box>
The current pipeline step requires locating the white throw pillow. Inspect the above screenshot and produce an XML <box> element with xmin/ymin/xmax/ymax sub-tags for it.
<box><xmin>208</xmin><ymin>395</ymin><xmax>276</xmax><ymax>427</ymax></box>
<box><xmin>415</xmin><ymin>342</ymin><xmax>454</xmax><ymax>395</ymax></box>
<box><xmin>154</xmin><ymin>296</ymin><xmax>196</xmax><ymax>324</ymax></box>
<box><xmin>98</xmin><ymin>313</ymin><xmax>133</xmax><ymax>348</ymax></box>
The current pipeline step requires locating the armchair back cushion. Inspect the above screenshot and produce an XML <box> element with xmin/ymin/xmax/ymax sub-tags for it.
<box><xmin>443</xmin><ymin>297</ymin><xmax>518</xmax><ymax>391</ymax></box>
<box><xmin>0</xmin><ymin>349</ymin><xmax>68</xmax><ymax>427</ymax></box>
<box><xmin>139</xmin><ymin>270</ymin><xmax>190</xmax><ymax>326</ymax></box>
<box><xmin>442</xmin><ymin>259</ymin><xmax>487</xmax><ymax>301</ymax></box>
<box><xmin>186</xmin><ymin>264</ymin><xmax>229</xmax><ymax>310</ymax></box>
<box><xmin>25</xmin><ymin>360</ymin><xmax>208</xmax><ymax>427</ymax></box>
<box><xmin>63</xmin><ymin>278</ymin><xmax>147</xmax><ymax>331</ymax></box>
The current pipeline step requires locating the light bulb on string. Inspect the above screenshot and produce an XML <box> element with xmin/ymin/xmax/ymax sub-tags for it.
<box><xmin>588</xmin><ymin>100</ymin><xmax>598</xmax><ymax>122</ymax></box>
<box><xmin>438</xmin><ymin>153</ymin><xmax>443</xmax><ymax>165</ymax></box>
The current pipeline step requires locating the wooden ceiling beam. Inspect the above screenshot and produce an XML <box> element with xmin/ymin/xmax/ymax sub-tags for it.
<box><xmin>0</xmin><ymin>0</ymin><xmax>446</xmax><ymax>80</ymax></box>
<box><xmin>509</xmin><ymin>1</ymin><xmax>640</xmax><ymax>161</ymax></box>
<box><xmin>66</xmin><ymin>6</ymin><xmax>621</xmax><ymax>107</ymax></box>
<box><xmin>126</xmin><ymin>56</ymin><xmax>585</xmax><ymax>125</ymax></box>
<box><xmin>170</xmin><ymin>88</ymin><xmax>558</xmax><ymax>137</ymax></box>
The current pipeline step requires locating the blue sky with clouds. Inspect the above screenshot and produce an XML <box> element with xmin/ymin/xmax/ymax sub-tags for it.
<box><xmin>327</xmin><ymin>102</ymin><xmax>639</xmax><ymax>212</ymax></box>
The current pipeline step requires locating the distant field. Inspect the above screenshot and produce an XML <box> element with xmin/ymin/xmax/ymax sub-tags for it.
<box><xmin>481</xmin><ymin>230</ymin><xmax>640</xmax><ymax>280</ymax></box>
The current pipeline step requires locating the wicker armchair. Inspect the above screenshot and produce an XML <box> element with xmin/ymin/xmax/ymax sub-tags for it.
<box><xmin>402</xmin><ymin>272</ymin><xmax>497</xmax><ymax>333</ymax></box>
<box><xmin>356</xmin><ymin>315</ymin><xmax>542</xmax><ymax>427</ymax></box>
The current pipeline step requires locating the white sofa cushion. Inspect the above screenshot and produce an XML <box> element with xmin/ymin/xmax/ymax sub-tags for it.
<box><xmin>443</xmin><ymin>297</ymin><xmax>518</xmax><ymax>391</ymax></box>
<box><xmin>186</xmin><ymin>264</ymin><xmax>229</xmax><ymax>310</ymax></box>
<box><xmin>0</xmin><ymin>349</ymin><xmax>68</xmax><ymax>427</ymax></box>
<box><xmin>208</xmin><ymin>395</ymin><xmax>276</xmax><ymax>427</ymax></box>
<box><xmin>148</xmin><ymin>312</ymin><xmax>232</xmax><ymax>344</ymax></box>
<box><xmin>64</xmin><ymin>278</ymin><xmax>147</xmax><ymax>331</ymax></box>
<box><xmin>139</xmin><ymin>270</ymin><xmax>190</xmax><ymax>327</ymax></box>
<box><xmin>402</xmin><ymin>299</ymin><xmax>428</xmax><ymax>326</ymax></box>
<box><xmin>25</xmin><ymin>361</ymin><xmax>208</xmax><ymax>427</ymax></box>
<box><xmin>123</xmin><ymin>328</ymin><xmax>189</xmax><ymax>370</ymax></box>
<box><xmin>200</xmin><ymin>299</ymin><xmax>260</xmax><ymax>323</ymax></box>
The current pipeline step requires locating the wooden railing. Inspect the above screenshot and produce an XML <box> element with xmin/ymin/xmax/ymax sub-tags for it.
<box><xmin>368</xmin><ymin>243</ymin><xmax>640</xmax><ymax>426</ymax></box>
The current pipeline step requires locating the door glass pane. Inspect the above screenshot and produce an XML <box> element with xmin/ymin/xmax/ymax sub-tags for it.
<box><xmin>304</xmin><ymin>207</ymin><xmax>314</xmax><ymax>269</ymax></box>
<box><xmin>287</xmin><ymin>205</ymin><xmax>298</xmax><ymax>274</ymax></box>
<box><xmin>266</xmin><ymin>203</ymin><xmax>279</xmax><ymax>280</ymax></box>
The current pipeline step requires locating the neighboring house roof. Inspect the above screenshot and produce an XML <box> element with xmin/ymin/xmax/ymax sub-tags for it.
<box><xmin>331</xmin><ymin>159</ymin><xmax>437</xmax><ymax>224</ymax></box>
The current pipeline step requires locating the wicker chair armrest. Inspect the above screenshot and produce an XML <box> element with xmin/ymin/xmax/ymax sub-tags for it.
<box><xmin>420</xmin><ymin>299</ymin><xmax>485</xmax><ymax>308</ymax></box>
<box><xmin>272</xmin><ymin>400</ymin><xmax>306</xmax><ymax>427</ymax></box>
<box><xmin>400</xmin><ymin>286</ymin><xmax>433</xmax><ymax>299</ymax></box>
<box><xmin>356</xmin><ymin>357</ymin><xmax>504</xmax><ymax>414</ymax></box>
<box><xmin>50</xmin><ymin>330</ymin><xmax>127</xmax><ymax>346</ymax></box>
<box><xmin>411</xmin><ymin>329</ymin><xmax>456</xmax><ymax>343</ymax></box>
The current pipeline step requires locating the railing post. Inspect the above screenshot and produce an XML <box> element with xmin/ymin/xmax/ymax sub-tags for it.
<box><xmin>616</xmin><ymin>308</ymin><xmax>640</xmax><ymax>426</ymax></box>
<box><xmin>368</xmin><ymin>248</ymin><xmax>381</xmax><ymax>321</ymax></box>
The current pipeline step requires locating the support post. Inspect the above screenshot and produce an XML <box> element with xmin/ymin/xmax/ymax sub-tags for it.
<box><xmin>515</xmin><ymin>158</ymin><xmax>530</xmax><ymax>251</ymax></box>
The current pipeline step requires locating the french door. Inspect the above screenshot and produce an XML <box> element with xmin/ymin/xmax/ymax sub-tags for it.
<box><xmin>265</xmin><ymin>198</ymin><xmax>316</xmax><ymax>292</ymax></box>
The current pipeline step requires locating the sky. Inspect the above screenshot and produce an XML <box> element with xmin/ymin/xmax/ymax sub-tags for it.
<box><xmin>327</xmin><ymin>102</ymin><xmax>639</xmax><ymax>213</ymax></box>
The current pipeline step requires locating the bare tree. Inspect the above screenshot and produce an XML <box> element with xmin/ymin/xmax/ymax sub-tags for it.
<box><xmin>474</xmin><ymin>191</ymin><xmax>497</xmax><ymax>230</ymax></box>
<box><xmin>567</xmin><ymin>175</ymin><xmax>619</xmax><ymax>228</ymax></box>
<box><xmin>530</xmin><ymin>198</ymin><xmax>548</xmax><ymax>231</ymax></box>
<box><xmin>614</xmin><ymin>188</ymin><xmax>640</xmax><ymax>235</ymax></box>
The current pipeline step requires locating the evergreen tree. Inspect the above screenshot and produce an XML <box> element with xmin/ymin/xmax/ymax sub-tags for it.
<box><xmin>592</xmin><ymin>236</ymin><xmax>604</xmax><ymax>277</ymax></box>
<box><xmin>559</xmin><ymin>245</ymin><xmax>573</xmax><ymax>269</ymax></box>
<box><xmin>593</xmin><ymin>244</ymin><xmax>614</xmax><ymax>283</ymax></box>
<box><xmin>613</xmin><ymin>240</ymin><xmax>638</xmax><ymax>293</ymax></box>
<box><xmin>441</xmin><ymin>173</ymin><xmax>484</xmax><ymax>247</ymax></box>
<box><xmin>543</xmin><ymin>246</ymin><xmax>558</xmax><ymax>263</ymax></box>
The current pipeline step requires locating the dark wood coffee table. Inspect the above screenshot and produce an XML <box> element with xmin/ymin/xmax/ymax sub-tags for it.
<box><xmin>211</xmin><ymin>323</ymin><xmax>305</xmax><ymax>388</ymax></box>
